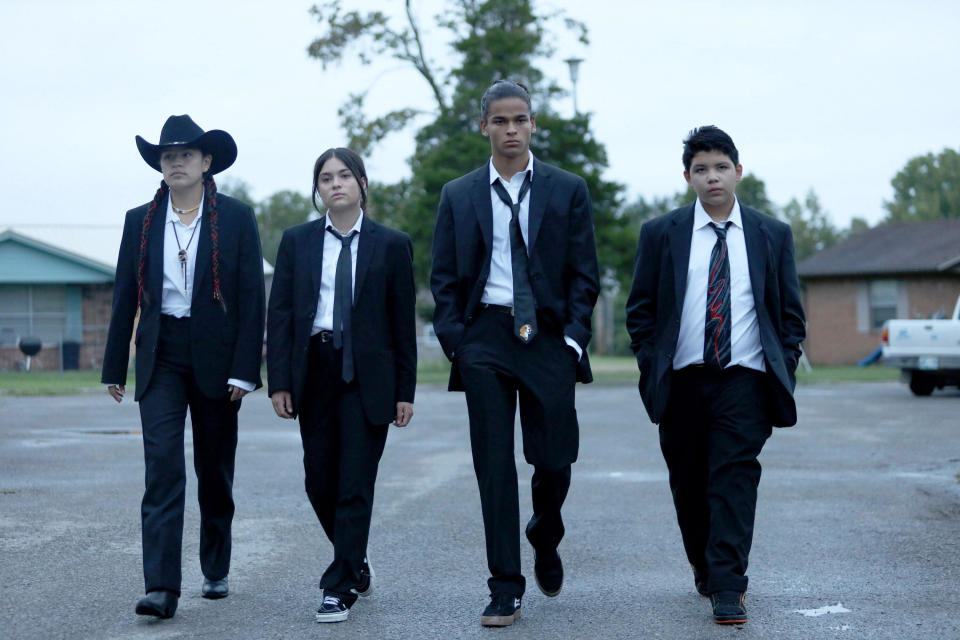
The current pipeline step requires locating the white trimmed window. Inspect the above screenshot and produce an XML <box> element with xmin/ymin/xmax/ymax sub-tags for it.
<box><xmin>867</xmin><ymin>280</ymin><xmax>899</xmax><ymax>330</ymax></box>
<box><xmin>0</xmin><ymin>285</ymin><xmax>67</xmax><ymax>347</ymax></box>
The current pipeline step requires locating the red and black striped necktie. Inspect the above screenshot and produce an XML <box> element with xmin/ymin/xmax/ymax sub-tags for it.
<box><xmin>704</xmin><ymin>221</ymin><xmax>732</xmax><ymax>370</ymax></box>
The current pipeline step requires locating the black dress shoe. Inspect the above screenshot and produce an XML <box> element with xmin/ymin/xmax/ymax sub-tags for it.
<box><xmin>691</xmin><ymin>564</ymin><xmax>709</xmax><ymax>597</ymax></box>
<box><xmin>481</xmin><ymin>593</ymin><xmax>521</xmax><ymax>627</ymax></box>
<box><xmin>135</xmin><ymin>590</ymin><xmax>178</xmax><ymax>619</ymax></box>
<box><xmin>533</xmin><ymin>549</ymin><xmax>563</xmax><ymax>597</ymax></box>
<box><xmin>202</xmin><ymin>577</ymin><xmax>229</xmax><ymax>599</ymax></box>
<box><xmin>710</xmin><ymin>590</ymin><xmax>747</xmax><ymax>624</ymax></box>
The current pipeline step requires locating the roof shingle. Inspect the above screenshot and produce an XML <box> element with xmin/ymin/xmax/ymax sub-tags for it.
<box><xmin>797</xmin><ymin>220</ymin><xmax>960</xmax><ymax>277</ymax></box>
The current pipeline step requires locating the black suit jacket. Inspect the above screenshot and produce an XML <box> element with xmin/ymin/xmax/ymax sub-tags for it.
<box><xmin>430</xmin><ymin>159</ymin><xmax>600</xmax><ymax>390</ymax></box>
<box><xmin>101</xmin><ymin>193</ymin><xmax>265</xmax><ymax>401</ymax></box>
<box><xmin>266</xmin><ymin>216</ymin><xmax>417</xmax><ymax>426</ymax></box>
<box><xmin>625</xmin><ymin>204</ymin><xmax>806</xmax><ymax>426</ymax></box>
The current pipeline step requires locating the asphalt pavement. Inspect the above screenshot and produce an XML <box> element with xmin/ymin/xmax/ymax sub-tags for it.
<box><xmin>1</xmin><ymin>380</ymin><xmax>958</xmax><ymax>639</ymax></box>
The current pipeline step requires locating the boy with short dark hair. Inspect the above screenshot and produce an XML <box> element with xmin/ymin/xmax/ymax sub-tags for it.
<box><xmin>626</xmin><ymin>125</ymin><xmax>805</xmax><ymax>624</ymax></box>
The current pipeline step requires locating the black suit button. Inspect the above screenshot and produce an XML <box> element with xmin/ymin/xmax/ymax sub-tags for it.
<box><xmin>466</xmin><ymin>315</ymin><xmax>473</xmax><ymax>322</ymax></box>
<box><xmin>667</xmin><ymin>353</ymin><xmax>673</xmax><ymax>360</ymax></box>
<box><xmin>308</xmin><ymin>311</ymin><xmax>315</xmax><ymax>318</ymax></box>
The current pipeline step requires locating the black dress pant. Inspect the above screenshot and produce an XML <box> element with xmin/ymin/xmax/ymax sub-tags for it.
<box><xmin>137</xmin><ymin>315</ymin><xmax>239</xmax><ymax>595</ymax></box>
<box><xmin>456</xmin><ymin>308</ymin><xmax>578</xmax><ymax>597</ymax></box>
<box><xmin>298</xmin><ymin>336</ymin><xmax>388</xmax><ymax>606</ymax></box>
<box><xmin>659</xmin><ymin>365</ymin><xmax>773</xmax><ymax>594</ymax></box>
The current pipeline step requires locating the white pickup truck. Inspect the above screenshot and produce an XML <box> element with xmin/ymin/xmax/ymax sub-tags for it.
<box><xmin>881</xmin><ymin>295</ymin><xmax>960</xmax><ymax>395</ymax></box>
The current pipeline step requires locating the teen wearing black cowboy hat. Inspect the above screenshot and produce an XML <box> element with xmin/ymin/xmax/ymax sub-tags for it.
<box><xmin>102</xmin><ymin>114</ymin><xmax>265</xmax><ymax>619</ymax></box>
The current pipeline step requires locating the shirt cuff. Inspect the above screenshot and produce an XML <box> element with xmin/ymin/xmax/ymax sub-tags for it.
<box><xmin>564</xmin><ymin>336</ymin><xmax>583</xmax><ymax>360</ymax></box>
<box><xmin>227</xmin><ymin>378</ymin><xmax>256</xmax><ymax>392</ymax></box>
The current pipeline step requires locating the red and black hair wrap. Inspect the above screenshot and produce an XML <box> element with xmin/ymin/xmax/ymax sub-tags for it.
<box><xmin>204</xmin><ymin>174</ymin><xmax>227</xmax><ymax>312</ymax></box>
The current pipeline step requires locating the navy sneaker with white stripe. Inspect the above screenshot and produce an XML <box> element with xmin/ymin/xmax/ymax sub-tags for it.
<box><xmin>315</xmin><ymin>593</ymin><xmax>349</xmax><ymax>623</ymax></box>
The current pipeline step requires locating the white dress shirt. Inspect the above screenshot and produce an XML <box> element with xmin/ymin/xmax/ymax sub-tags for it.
<box><xmin>481</xmin><ymin>154</ymin><xmax>534</xmax><ymax>307</ymax></box>
<box><xmin>312</xmin><ymin>213</ymin><xmax>363</xmax><ymax>335</ymax></box>
<box><xmin>674</xmin><ymin>197</ymin><xmax>765</xmax><ymax>372</ymax></box>
<box><xmin>479</xmin><ymin>154</ymin><xmax>582</xmax><ymax>358</ymax></box>
<box><xmin>161</xmin><ymin>198</ymin><xmax>203</xmax><ymax>318</ymax></box>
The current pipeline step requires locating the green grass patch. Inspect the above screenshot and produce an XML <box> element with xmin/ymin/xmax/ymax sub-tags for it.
<box><xmin>417</xmin><ymin>358</ymin><xmax>452</xmax><ymax>385</ymax></box>
<box><xmin>0</xmin><ymin>370</ymin><xmax>105</xmax><ymax>396</ymax></box>
<box><xmin>796</xmin><ymin>365</ymin><xmax>899</xmax><ymax>384</ymax></box>
<box><xmin>0</xmin><ymin>361</ymin><xmax>900</xmax><ymax>396</ymax></box>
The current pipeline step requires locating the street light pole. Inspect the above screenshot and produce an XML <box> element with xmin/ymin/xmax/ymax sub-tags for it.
<box><xmin>564</xmin><ymin>57</ymin><xmax>583</xmax><ymax>116</ymax></box>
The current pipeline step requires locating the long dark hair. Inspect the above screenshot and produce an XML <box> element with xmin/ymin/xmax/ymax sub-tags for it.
<box><xmin>311</xmin><ymin>147</ymin><xmax>368</xmax><ymax>215</ymax></box>
<box><xmin>136</xmin><ymin>172</ymin><xmax>225</xmax><ymax>312</ymax></box>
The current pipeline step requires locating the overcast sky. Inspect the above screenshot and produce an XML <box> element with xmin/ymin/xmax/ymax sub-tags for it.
<box><xmin>1</xmin><ymin>0</ymin><xmax>957</xmax><ymax>233</ymax></box>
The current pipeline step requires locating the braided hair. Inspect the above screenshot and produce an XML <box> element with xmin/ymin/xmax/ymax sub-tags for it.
<box><xmin>136</xmin><ymin>181</ymin><xmax>168</xmax><ymax>308</ymax></box>
<box><xmin>204</xmin><ymin>174</ymin><xmax>227</xmax><ymax>312</ymax></box>
<box><xmin>135</xmin><ymin>173</ymin><xmax>226</xmax><ymax>312</ymax></box>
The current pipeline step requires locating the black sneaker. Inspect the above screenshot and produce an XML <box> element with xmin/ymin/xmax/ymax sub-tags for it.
<box><xmin>691</xmin><ymin>564</ymin><xmax>709</xmax><ymax>597</ymax></box>
<box><xmin>710</xmin><ymin>590</ymin><xmax>747</xmax><ymax>624</ymax></box>
<box><xmin>533</xmin><ymin>549</ymin><xmax>563</xmax><ymax>597</ymax></box>
<box><xmin>315</xmin><ymin>593</ymin><xmax>349</xmax><ymax>623</ymax></box>
<box><xmin>353</xmin><ymin>556</ymin><xmax>375</xmax><ymax>598</ymax></box>
<box><xmin>481</xmin><ymin>593</ymin><xmax>522</xmax><ymax>627</ymax></box>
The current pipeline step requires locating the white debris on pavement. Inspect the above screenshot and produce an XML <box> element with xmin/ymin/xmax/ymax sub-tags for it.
<box><xmin>794</xmin><ymin>603</ymin><xmax>852</xmax><ymax>617</ymax></box>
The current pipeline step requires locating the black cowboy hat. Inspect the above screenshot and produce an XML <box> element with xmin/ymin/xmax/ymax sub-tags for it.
<box><xmin>135</xmin><ymin>114</ymin><xmax>237</xmax><ymax>175</ymax></box>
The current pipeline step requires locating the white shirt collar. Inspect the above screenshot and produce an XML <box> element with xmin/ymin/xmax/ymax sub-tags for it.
<box><xmin>324</xmin><ymin>212</ymin><xmax>364</xmax><ymax>236</ymax></box>
<box><xmin>694</xmin><ymin>195</ymin><xmax>741</xmax><ymax>231</ymax></box>
<box><xmin>488</xmin><ymin>152</ymin><xmax>535</xmax><ymax>185</ymax></box>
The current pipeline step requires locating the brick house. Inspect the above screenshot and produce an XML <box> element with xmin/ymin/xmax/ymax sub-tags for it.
<box><xmin>0</xmin><ymin>226</ymin><xmax>272</xmax><ymax>372</ymax></box>
<box><xmin>797</xmin><ymin>220</ymin><xmax>960</xmax><ymax>365</ymax></box>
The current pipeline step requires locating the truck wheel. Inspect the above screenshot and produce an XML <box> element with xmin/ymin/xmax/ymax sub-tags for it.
<box><xmin>909</xmin><ymin>372</ymin><xmax>935</xmax><ymax>396</ymax></box>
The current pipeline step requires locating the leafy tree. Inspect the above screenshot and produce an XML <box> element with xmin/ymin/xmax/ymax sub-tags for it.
<box><xmin>884</xmin><ymin>147</ymin><xmax>960</xmax><ymax>221</ymax></box>
<box><xmin>621</xmin><ymin>194</ymin><xmax>676</xmax><ymax>232</ymax></box>
<box><xmin>256</xmin><ymin>190</ymin><xmax>314</xmax><ymax>265</ymax></box>
<box><xmin>306</xmin><ymin>0</ymin><xmax>633</xmax><ymax>293</ymax></box>
<box><xmin>847</xmin><ymin>217</ymin><xmax>870</xmax><ymax>235</ymax></box>
<box><xmin>781</xmin><ymin>190</ymin><xmax>840</xmax><ymax>262</ymax></box>
<box><xmin>218</xmin><ymin>177</ymin><xmax>255</xmax><ymax>207</ymax></box>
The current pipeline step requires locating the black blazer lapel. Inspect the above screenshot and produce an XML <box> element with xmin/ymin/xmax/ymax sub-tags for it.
<box><xmin>527</xmin><ymin>160</ymin><xmax>550</xmax><ymax>251</ymax></box>
<box><xmin>667</xmin><ymin>205</ymin><xmax>694</xmax><ymax>315</ymax></box>
<box><xmin>354</xmin><ymin>217</ymin><xmax>379</xmax><ymax>303</ymax></box>
<box><xmin>741</xmin><ymin>207</ymin><xmax>767</xmax><ymax>308</ymax></box>
<box><xmin>310</xmin><ymin>217</ymin><xmax>326</xmax><ymax>304</ymax></box>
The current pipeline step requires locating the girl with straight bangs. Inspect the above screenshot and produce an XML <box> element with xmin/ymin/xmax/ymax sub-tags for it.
<box><xmin>266</xmin><ymin>147</ymin><xmax>417</xmax><ymax>624</ymax></box>
<box><xmin>101</xmin><ymin>115</ymin><xmax>265</xmax><ymax>620</ymax></box>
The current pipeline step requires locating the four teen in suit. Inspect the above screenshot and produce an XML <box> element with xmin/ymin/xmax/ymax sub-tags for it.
<box><xmin>266</xmin><ymin>148</ymin><xmax>417</xmax><ymax>623</ymax></box>
<box><xmin>431</xmin><ymin>80</ymin><xmax>600</xmax><ymax>627</ymax></box>
<box><xmin>102</xmin><ymin>115</ymin><xmax>265</xmax><ymax>619</ymax></box>
<box><xmin>626</xmin><ymin>126</ymin><xmax>805</xmax><ymax>624</ymax></box>
<box><xmin>105</xmin><ymin>111</ymin><xmax>802</xmax><ymax>629</ymax></box>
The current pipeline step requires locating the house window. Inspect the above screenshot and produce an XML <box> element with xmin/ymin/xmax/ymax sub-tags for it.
<box><xmin>0</xmin><ymin>285</ymin><xmax>67</xmax><ymax>347</ymax></box>
<box><xmin>868</xmin><ymin>280</ymin><xmax>898</xmax><ymax>330</ymax></box>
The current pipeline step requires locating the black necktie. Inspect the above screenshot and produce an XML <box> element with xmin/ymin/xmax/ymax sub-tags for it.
<box><xmin>704</xmin><ymin>221</ymin><xmax>732</xmax><ymax>370</ymax></box>
<box><xmin>328</xmin><ymin>226</ymin><xmax>358</xmax><ymax>383</ymax></box>
<box><xmin>491</xmin><ymin>172</ymin><xmax>537</xmax><ymax>344</ymax></box>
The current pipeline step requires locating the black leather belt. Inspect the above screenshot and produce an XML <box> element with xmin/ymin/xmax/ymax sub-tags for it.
<box><xmin>312</xmin><ymin>330</ymin><xmax>334</xmax><ymax>343</ymax></box>
<box><xmin>480</xmin><ymin>303</ymin><xmax>513</xmax><ymax>316</ymax></box>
